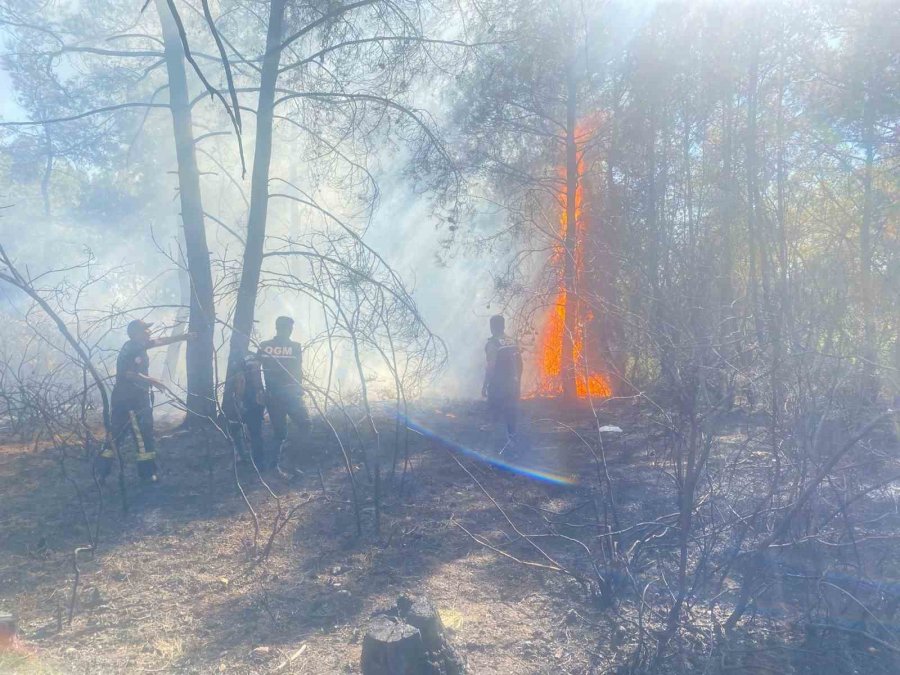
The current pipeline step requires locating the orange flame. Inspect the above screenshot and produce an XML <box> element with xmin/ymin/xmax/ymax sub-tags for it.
<box><xmin>532</xmin><ymin>124</ymin><xmax>611</xmax><ymax>399</ymax></box>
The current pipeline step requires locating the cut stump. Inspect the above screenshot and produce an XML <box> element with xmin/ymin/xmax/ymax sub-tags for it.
<box><xmin>361</xmin><ymin>615</ymin><xmax>426</xmax><ymax>675</ymax></box>
<box><xmin>362</xmin><ymin>596</ymin><xmax>465</xmax><ymax>675</ymax></box>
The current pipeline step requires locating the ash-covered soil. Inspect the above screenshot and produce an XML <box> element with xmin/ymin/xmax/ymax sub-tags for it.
<box><xmin>1</xmin><ymin>399</ymin><xmax>898</xmax><ymax>674</ymax></box>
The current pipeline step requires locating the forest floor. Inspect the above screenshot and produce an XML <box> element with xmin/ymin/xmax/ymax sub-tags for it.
<box><xmin>1</xmin><ymin>398</ymin><xmax>898</xmax><ymax>674</ymax></box>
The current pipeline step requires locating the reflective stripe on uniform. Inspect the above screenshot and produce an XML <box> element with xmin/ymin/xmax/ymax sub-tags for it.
<box><xmin>128</xmin><ymin>411</ymin><xmax>155</xmax><ymax>462</ymax></box>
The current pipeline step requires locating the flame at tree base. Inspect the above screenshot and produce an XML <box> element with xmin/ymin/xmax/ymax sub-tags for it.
<box><xmin>577</xmin><ymin>373</ymin><xmax>613</xmax><ymax>398</ymax></box>
<box><xmin>532</xmin><ymin>291</ymin><xmax>612</xmax><ymax>399</ymax></box>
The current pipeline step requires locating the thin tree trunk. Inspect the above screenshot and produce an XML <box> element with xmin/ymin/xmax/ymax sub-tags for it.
<box><xmin>768</xmin><ymin>37</ymin><xmax>788</xmax><ymax>497</ymax></box>
<box><xmin>602</xmin><ymin>82</ymin><xmax>625</xmax><ymax>391</ymax></box>
<box><xmin>646</xmin><ymin>104</ymin><xmax>668</xmax><ymax>386</ymax></box>
<box><xmin>745</xmin><ymin>29</ymin><xmax>766</xmax><ymax>350</ymax></box>
<box><xmin>228</xmin><ymin>0</ymin><xmax>287</xmax><ymax>363</ymax></box>
<box><xmin>562</xmin><ymin>61</ymin><xmax>578</xmax><ymax>401</ymax></box>
<box><xmin>156</xmin><ymin>0</ymin><xmax>216</xmax><ymax>420</ymax></box>
<box><xmin>775</xmin><ymin>43</ymin><xmax>791</xmax><ymax>342</ymax></box>
<box><xmin>41</xmin><ymin>127</ymin><xmax>53</xmax><ymax>216</ymax></box>
<box><xmin>860</xmin><ymin>92</ymin><xmax>877</xmax><ymax>393</ymax></box>
<box><xmin>719</xmin><ymin>100</ymin><xmax>739</xmax><ymax>409</ymax></box>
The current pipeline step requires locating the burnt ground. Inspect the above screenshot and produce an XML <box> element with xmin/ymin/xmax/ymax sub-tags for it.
<box><xmin>1</xmin><ymin>399</ymin><xmax>899</xmax><ymax>674</ymax></box>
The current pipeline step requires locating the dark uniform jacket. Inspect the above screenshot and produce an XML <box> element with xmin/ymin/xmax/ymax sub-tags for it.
<box><xmin>112</xmin><ymin>339</ymin><xmax>151</xmax><ymax>407</ymax></box>
<box><xmin>485</xmin><ymin>335</ymin><xmax>523</xmax><ymax>400</ymax></box>
<box><xmin>223</xmin><ymin>354</ymin><xmax>265</xmax><ymax>417</ymax></box>
<box><xmin>257</xmin><ymin>338</ymin><xmax>303</xmax><ymax>394</ymax></box>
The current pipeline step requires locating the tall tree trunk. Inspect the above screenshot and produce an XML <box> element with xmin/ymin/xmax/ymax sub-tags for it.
<box><xmin>646</xmin><ymin>103</ymin><xmax>668</xmax><ymax>386</ymax></box>
<box><xmin>745</xmin><ymin>28</ymin><xmax>766</xmax><ymax>351</ymax></box>
<box><xmin>719</xmin><ymin>99</ymin><xmax>739</xmax><ymax>409</ymax></box>
<box><xmin>601</xmin><ymin>81</ymin><xmax>625</xmax><ymax>391</ymax></box>
<box><xmin>156</xmin><ymin>0</ymin><xmax>216</xmax><ymax>420</ymax></box>
<box><xmin>562</xmin><ymin>61</ymin><xmax>578</xmax><ymax>401</ymax></box>
<box><xmin>772</xmin><ymin>35</ymin><xmax>789</xmax><ymax>432</ymax></box>
<box><xmin>775</xmin><ymin>44</ymin><xmax>791</xmax><ymax>340</ymax></box>
<box><xmin>228</xmin><ymin>0</ymin><xmax>287</xmax><ymax>363</ymax></box>
<box><xmin>860</xmin><ymin>92</ymin><xmax>877</xmax><ymax>393</ymax></box>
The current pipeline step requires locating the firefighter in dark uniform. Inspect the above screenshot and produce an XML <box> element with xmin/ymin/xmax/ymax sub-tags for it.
<box><xmin>223</xmin><ymin>351</ymin><xmax>266</xmax><ymax>467</ymax></box>
<box><xmin>257</xmin><ymin>316</ymin><xmax>309</xmax><ymax>471</ymax></box>
<box><xmin>96</xmin><ymin>319</ymin><xmax>194</xmax><ymax>483</ymax></box>
<box><xmin>482</xmin><ymin>314</ymin><xmax>523</xmax><ymax>440</ymax></box>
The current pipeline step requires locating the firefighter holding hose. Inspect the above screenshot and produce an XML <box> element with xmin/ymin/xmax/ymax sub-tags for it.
<box><xmin>96</xmin><ymin>319</ymin><xmax>194</xmax><ymax>484</ymax></box>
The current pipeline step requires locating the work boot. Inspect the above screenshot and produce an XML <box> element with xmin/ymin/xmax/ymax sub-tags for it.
<box><xmin>137</xmin><ymin>461</ymin><xmax>159</xmax><ymax>485</ymax></box>
<box><xmin>268</xmin><ymin>439</ymin><xmax>288</xmax><ymax>473</ymax></box>
<box><xmin>94</xmin><ymin>452</ymin><xmax>114</xmax><ymax>484</ymax></box>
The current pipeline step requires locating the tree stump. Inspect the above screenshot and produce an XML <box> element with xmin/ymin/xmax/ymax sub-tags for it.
<box><xmin>403</xmin><ymin>596</ymin><xmax>444</xmax><ymax>651</ymax></box>
<box><xmin>404</xmin><ymin>597</ymin><xmax>465</xmax><ymax>675</ymax></box>
<box><xmin>362</xmin><ymin>596</ymin><xmax>465</xmax><ymax>675</ymax></box>
<box><xmin>361</xmin><ymin>615</ymin><xmax>426</xmax><ymax>675</ymax></box>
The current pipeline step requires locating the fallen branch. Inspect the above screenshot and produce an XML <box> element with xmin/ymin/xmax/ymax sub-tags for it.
<box><xmin>273</xmin><ymin>644</ymin><xmax>307</xmax><ymax>672</ymax></box>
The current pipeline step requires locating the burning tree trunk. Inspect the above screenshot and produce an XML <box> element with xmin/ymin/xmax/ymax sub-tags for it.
<box><xmin>561</xmin><ymin>62</ymin><xmax>579</xmax><ymax>402</ymax></box>
<box><xmin>156</xmin><ymin>0</ymin><xmax>216</xmax><ymax>420</ymax></box>
<box><xmin>534</xmin><ymin>87</ymin><xmax>612</xmax><ymax>401</ymax></box>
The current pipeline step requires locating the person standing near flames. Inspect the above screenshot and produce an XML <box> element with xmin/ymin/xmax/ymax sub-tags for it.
<box><xmin>257</xmin><ymin>316</ymin><xmax>310</xmax><ymax>472</ymax></box>
<box><xmin>482</xmin><ymin>314</ymin><xmax>523</xmax><ymax>442</ymax></box>
<box><xmin>96</xmin><ymin>319</ymin><xmax>194</xmax><ymax>483</ymax></box>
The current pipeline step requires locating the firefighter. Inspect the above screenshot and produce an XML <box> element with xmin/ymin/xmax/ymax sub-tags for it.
<box><xmin>257</xmin><ymin>316</ymin><xmax>309</xmax><ymax>472</ymax></box>
<box><xmin>223</xmin><ymin>351</ymin><xmax>266</xmax><ymax>467</ymax></box>
<box><xmin>96</xmin><ymin>319</ymin><xmax>194</xmax><ymax>483</ymax></box>
<box><xmin>482</xmin><ymin>314</ymin><xmax>523</xmax><ymax>442</ymax></box>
